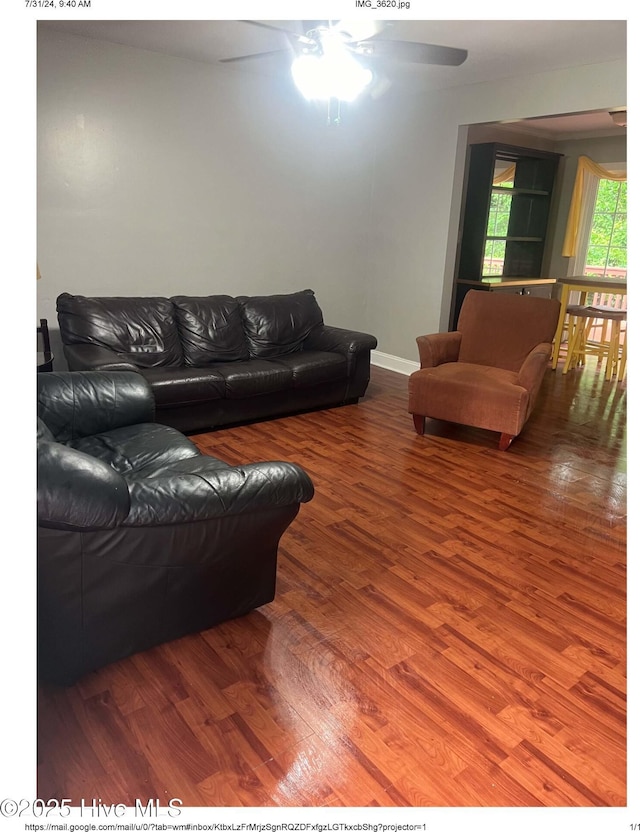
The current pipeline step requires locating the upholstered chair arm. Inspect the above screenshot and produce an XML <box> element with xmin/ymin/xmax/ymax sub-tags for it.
<box><xmin>63</xmin><ymin>342</ymin><xmax>139</xmax><ymax>372</ymax></box>
<box><xmin>416</xmin><ymin>332</ymin><xmax>462</xmax><ymax>368</ymax></box>
<box><xmin>125</xmin><ymin>461</ymin><xmax>314</xmax><ymax>526</ymax></box>
<box><xmin>37</xmin><ymin>371</ymin><xmax>155</xmax><ymax>442</ymax></box>
<box><xmin>516</xmin><ymin>343</ymin><xmax>553</xmax><ymax>392</ymax></box>
<box><xmin>38</xmin><ymin>442</ymin><xmax>130</xmax><ymax>531</ymax></box>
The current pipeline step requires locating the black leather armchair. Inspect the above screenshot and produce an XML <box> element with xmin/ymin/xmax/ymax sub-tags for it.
<box><xmin>37</xmin><ymin>371</ymin><xmax>314</xmax><ymax>685</ymax></box>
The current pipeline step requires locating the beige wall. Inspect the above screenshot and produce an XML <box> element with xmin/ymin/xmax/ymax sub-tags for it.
<box><xmin>37</xmin><ymin>28</ymin><xmax>626</xmax><ymax>366</ymax></box>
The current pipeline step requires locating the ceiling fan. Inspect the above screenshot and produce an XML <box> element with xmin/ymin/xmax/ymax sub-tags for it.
<box><xmin>220</xmin><ymin>20</ymin><xmax>468</xmax><ymax>106</ymax></box>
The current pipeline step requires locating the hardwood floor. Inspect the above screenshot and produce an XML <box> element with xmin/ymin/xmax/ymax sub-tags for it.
<box><xmin>37</xmin><ymin>360</ymin><xmax>627</xmax><ymax>808</ymax></box>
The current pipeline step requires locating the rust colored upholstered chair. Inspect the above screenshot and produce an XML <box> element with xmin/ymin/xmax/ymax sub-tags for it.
<box><xmin>408</xmin><ymin>290</ymin><xmax>561</xmax><ymax>450</ymax></box>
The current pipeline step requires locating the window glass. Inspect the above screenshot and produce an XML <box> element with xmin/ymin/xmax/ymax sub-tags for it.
<box><xmin>482</xmin><ymin>192</ymin><xmax>512</xmax><ymax>275</ymax></box>
<box><xmin>584</xmin><ymin>179</ymin><xmax>627</xmax><ymax>279</ymax></box>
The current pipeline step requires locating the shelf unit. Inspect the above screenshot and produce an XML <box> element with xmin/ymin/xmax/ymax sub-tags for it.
<box><xmin>451</xmin><ymin>142</ymin><xmax>562</xmax><ymax>328</ymax></box>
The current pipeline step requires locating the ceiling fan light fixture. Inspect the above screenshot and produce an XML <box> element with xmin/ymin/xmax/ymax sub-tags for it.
<box><xmin>291</xmin><ymin>29</ymin><xmax>372</xmax><ymax>102</ymax></box>
<box><xmin>291</xmin><ymin>53</ymin><xmax>325</xmax><ymax>100</ymax></box>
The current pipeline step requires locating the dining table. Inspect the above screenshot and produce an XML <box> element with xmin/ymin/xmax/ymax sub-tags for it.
<box><xmin>551</xmin><ymin>274</ymin><xmax>627</xmax><ymax>370</ymax></box>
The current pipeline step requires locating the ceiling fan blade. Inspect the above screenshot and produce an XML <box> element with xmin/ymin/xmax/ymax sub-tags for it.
<box><xmin>353</xmin><ymin>39</ymin><xmax>468</xmax><ymax>67</ymax></box>
<box><xmin>220</xmin><ymin>48</ymin><xmax>292</xmax><ymax>64</ymax></box>
<box><xmin>222</xmin><ymin>20</ymin><xmax>315</xmax><ymax>62</ymax></box>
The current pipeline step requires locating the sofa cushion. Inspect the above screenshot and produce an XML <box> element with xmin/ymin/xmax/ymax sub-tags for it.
<box><xmin>237</xmin><ymin>289</ymin><xmax>324</xmax><ymax>358</ymax></box>
<box><xmin>139</xmin><ymin>367</ymin><xmax>227</xmax><ymax>407</ymax></box>
<box><xmin>57</xmin><ymin>293</ymin><xmax>183</xmax><ymax>368</ymax></box>
<box><xmin>215</xmin><ymin>360</ymin><xmax>294</xmax><ymax>399</ymax></box>
<box><xmin>171</xmin><ymin>295</ymin><xmax>250</xmax><ymax>365</ymax></box>
<box><xmin>272</xmin><ymin>352</ymin><xmax>347</xmax><ymax>388</ymax></box>
<box><xmin>68</xmin><ymin>422</ymin><xmax>200</xmax><ymax>478</ymax></box>
<box><xmin>37</xmin><ymin>369</ymin><xmax>156</xmax><ymax>441</ymax></box>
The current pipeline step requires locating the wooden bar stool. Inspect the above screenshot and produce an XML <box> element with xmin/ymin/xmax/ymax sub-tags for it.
<box><xmin>563</xmin><ymin>304</ymin><xmax>626</xmax><ymax>381</ymax></box>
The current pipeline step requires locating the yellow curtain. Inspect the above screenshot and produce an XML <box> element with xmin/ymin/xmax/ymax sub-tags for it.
<box><xmin>562</xmin><ymin>156</ymin><xmax>626</xmax><ymax>257</ymax></box>
<box><xmin>493</xmin><ymin>164</ymin><xmax>516</xmax><ymax>185</ymax></box>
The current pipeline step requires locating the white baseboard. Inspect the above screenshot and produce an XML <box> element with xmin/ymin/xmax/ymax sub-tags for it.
<box><xmin>371</xmin><ymin>350</ymin><xmax>419</xmax><ymax>376</ymax></box>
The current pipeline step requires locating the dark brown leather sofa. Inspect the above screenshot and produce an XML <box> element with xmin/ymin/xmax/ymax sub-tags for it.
<box><xmin>37</xmin><ymin>370</ymin><xmax>314</xmax><ymax>685</ymax></box>
<box><xmin>57</xmin><ymin>289</ymin><xmax>378</xmax><ymax>433</ymax></box>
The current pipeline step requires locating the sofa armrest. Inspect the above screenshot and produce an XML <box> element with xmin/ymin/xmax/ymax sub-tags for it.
<box><xmin>38</xmin><ymin>442</ymin><xmax>130</xmax><ymax>531</ymax></box>
<box><xmin>416</xmin><ymin>332</ymin><xmax>462</xmax><ymax>368</ymax></box>
<box><xmin>303</xmin><ymin>324</ymin><xmax>377</xmax><ymax>356</ymax></box>
<box><xmin>63</xmin><ymin>342</ymin><xmax>139</xmax><ymax>372</ymax></box>
<box><xmin>125</xmin><ymin>461</ymin><xmax>314</xmax><ymax>526</ymax></box>
<box><xmin>37</xmin><ymin>371</ymin><xmax>156</xmax><ymax>442</ymax></box>
<box><xmin>516</xmin><ymin>343</ymin><xmax>552</xmax><ymax>394</ymax></box>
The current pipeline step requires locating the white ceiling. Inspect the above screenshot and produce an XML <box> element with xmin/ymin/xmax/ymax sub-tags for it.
<box><xmin>39</xmin><ymin>19</ymin><xmax>627</xmax><ymax>138</ymax></box>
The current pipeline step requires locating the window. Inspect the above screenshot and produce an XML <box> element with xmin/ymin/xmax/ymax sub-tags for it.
<box><xmin>572</xmin><ymin>163</ymin><xmax>627</xmax><ymax>282</ymax></box>
<box><xmin>584</xmin><ymin>178</ymin><xmax>627</xmax><ymax>279</ymax></box>
<box><xmin>559</xmin><ymin>157</ymin><xmax>627</xmax><ymax>352</ymax></box>
<box><xmin>483</xmin><ymin>190</ymin><xmax>512</xmax><ymax>275</ymax></box>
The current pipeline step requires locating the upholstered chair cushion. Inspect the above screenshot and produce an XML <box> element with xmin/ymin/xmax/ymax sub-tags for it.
<box><xmin>457</xmin><ymin>290</ymin><xmax>560</xmax><ymax>371</ymax></box>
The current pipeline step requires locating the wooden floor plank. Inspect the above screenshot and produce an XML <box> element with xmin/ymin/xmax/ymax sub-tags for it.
<box><xmin>37</xmin><ymin>358</ymin><xmax>626</xmax><ymax>807</ymax></box>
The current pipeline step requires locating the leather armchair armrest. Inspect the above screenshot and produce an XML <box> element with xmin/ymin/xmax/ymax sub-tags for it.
<box><xmin>517</xmin><ymin>343</ymin><xmax>553</xmax><ymax>392</ymax></box>
<box><xmin>126</xmin><ymin>461</ymin><xmax>314</xmax><ymax>526</ymax></box>
<box><xmin>63</xmin><ymin>342</ymin><xmax>139</xmax><ymax>372</ymax></box>
<box><xmin>303</xmin><ymin>325</ymin><xmax>377</xmax><ymax>356</ymax></box>
<box><xmin>37</xmin><ymin>371</ymin><xmax>156</xmax><ymax>441</ymax></box>
<box><xmin>416</xmin><ymin>332</ymin><xmax>462</xmax><ymax>368</ymax></box>
<box><xmin>38</xmin><ymin>442</ymin><xmax>130</xmax><ymax>531</ymax></box>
